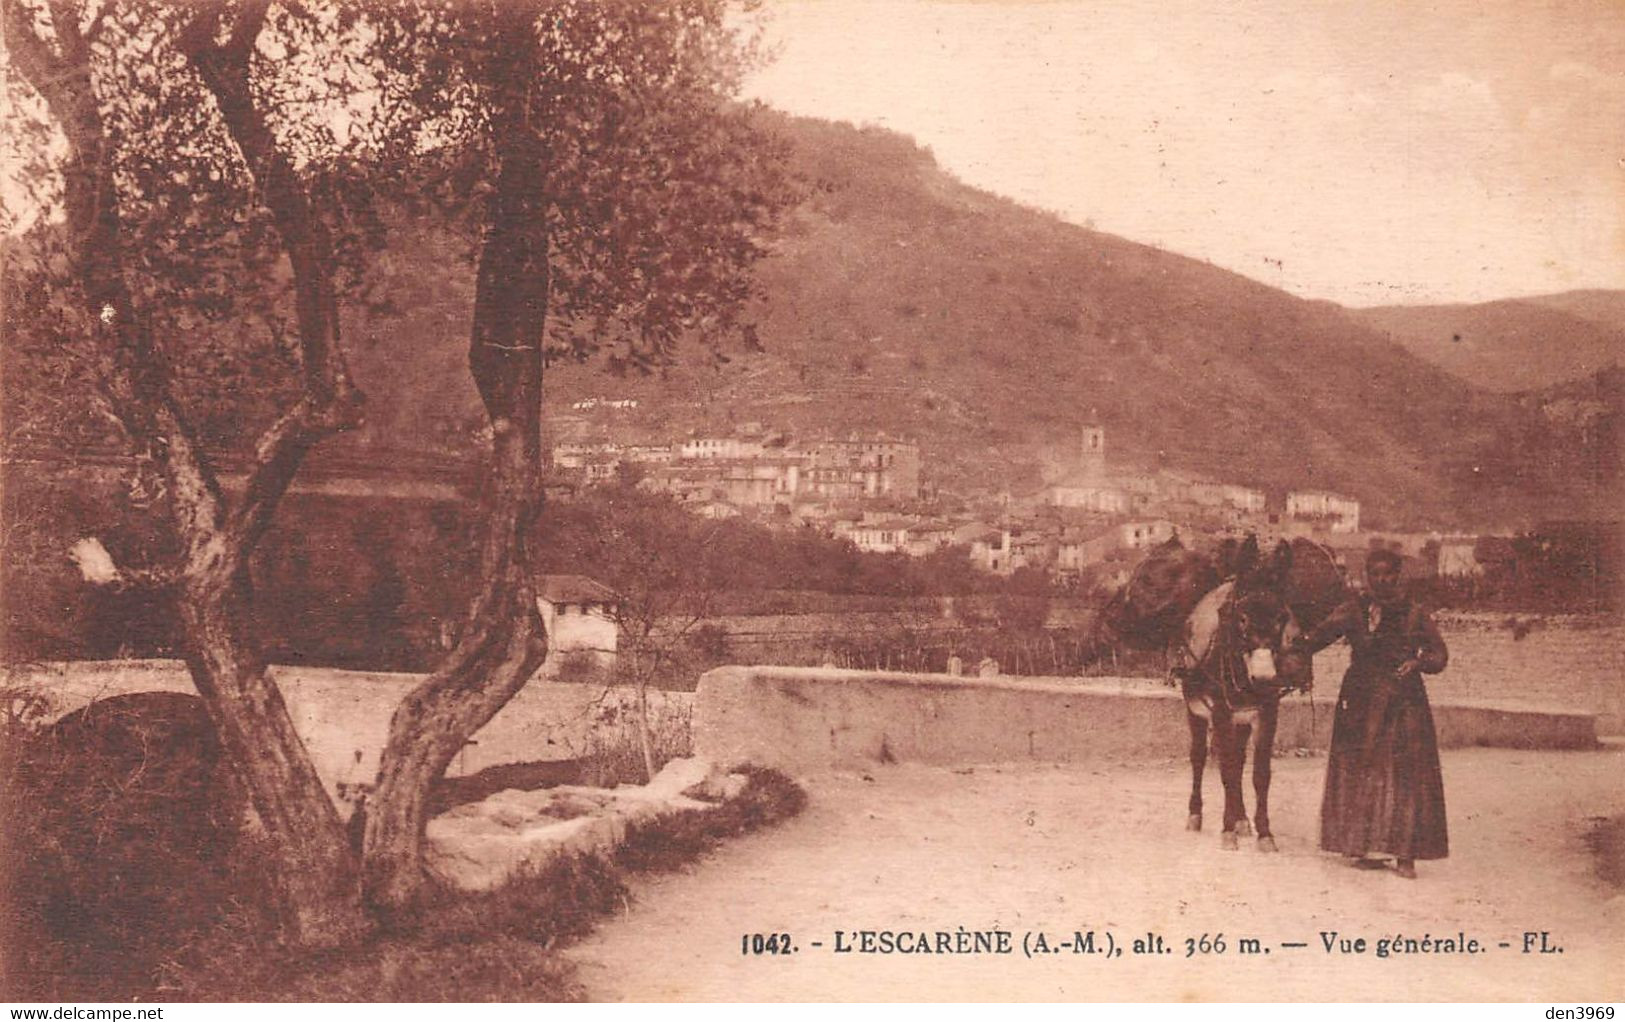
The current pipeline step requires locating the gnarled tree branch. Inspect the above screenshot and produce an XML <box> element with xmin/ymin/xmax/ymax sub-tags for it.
<box><xmin>9</xmin><ymin>0</ymin><xmax>367</xmax><ymax>948</ymax></box>
<box><xmin>177</xmin><ymin>0</ymin><xmax>364</xmax><ymax>552</ymax></box>
<box><xmin>4</xmin><ymin>0</ymin><xmax>229</xmax><ymax>562</ymax></box>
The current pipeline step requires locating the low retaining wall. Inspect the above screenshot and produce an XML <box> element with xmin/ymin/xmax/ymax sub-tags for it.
<box><xmin>9</xmin><ymin>660</ymin><xmax>692</xmax><ymax>802</ymax></box>
<box><xmin>694</xmin><ymin>666</ymin><xmax>1599</xmax><ymax>773</ymax></box>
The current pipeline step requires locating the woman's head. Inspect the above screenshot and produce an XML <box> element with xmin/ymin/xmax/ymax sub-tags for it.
<box><xmin>1364</xmin><ymin>548</ymin><xmax>1405</xmax><ymax>602</ymax></box>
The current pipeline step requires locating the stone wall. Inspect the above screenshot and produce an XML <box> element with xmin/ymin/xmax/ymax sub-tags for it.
<box><xmin>1380</xmin><ymin>616</ymin><xmax>1625</xmax><ymax>734</ymax></box>
<box><xmin>8</xmin><ymin>660</ymin><xmax>693</xmax><ymax>802</ymax></box>
<box><xmin>693</xmin><ymin>666</ymin><xmax>1599</xmax><ymax>774</ymax></box>
<box><xmin>12</xmin><ymin>622</ymin><xmax>1612</xmax><ymax>795</ymax></box>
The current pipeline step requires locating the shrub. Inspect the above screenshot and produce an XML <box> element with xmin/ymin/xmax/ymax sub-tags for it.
<box><xmin>0</xmin><ymin>692</ymin><xmax>254</xmax><ymax>1000</ymax></box>
<box><xmin>614</xmin><ymin>767</ymin><xmax>807</xmax><ymax>873</ymax></box>
<box><xmin>553</xmin><ymin>650</ymin><xmax>609</xmax><ymax>685</ymax></box>
<box><xmin>169</xmin><ymin>855</ymin><xmax>623</xmax><ymax>1002</ymax></box>
<box><xmin>2</xmin><ymin>687</ymin><xmax>799</xmax><ymax>1002</ymax></box>
<box><xmin>578</xmin><ymin>699</ymin><xmax>694</xmax><ymax>787</ymax></box>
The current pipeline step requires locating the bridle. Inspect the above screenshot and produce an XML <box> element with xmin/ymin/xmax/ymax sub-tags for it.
<box><xmin>1194</xmin><ymin>587</ymin><xmax>1303</xmax><ymax>712</ymax></box>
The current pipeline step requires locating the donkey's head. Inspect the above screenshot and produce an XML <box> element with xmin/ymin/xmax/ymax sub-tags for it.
<box><xmin>1224</xmin><ymin>585</ymin><xmax>1294</xmax><ymax>686</ymax></box>
<box><xmin>1223</xmin><ymin>540</ymin><xmax>1307</xmax><ymax>691</ymax></box>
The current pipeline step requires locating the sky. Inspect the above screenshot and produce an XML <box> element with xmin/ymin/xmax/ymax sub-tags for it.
<box><xmin>742</xmin><ymin>0</ymin><xmax>1625</xmax><ymax>307</ymax></box>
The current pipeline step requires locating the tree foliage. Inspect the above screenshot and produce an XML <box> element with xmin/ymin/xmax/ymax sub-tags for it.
<box><xmin>4</xmin><ymin>0</ymin><xmax>795</xmax><ymax>947</ymax></box>
<box><xmin>1</xmin><ymin>2</ymin><xmax>395</xmax><ymax>457</ymax></box>
<box><xmin>361</xmin><ymin>0</ymin><xmax>795</xmax><ymax>371</ymax></box>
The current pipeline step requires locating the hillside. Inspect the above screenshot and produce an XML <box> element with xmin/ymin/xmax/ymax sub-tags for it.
<box><xmin>1525</xmin><ymin>290</ymin><xmax>1625</xmax><ymax>336</ymax></box>
<box><xmin>329</xmin><ymin>113</ymin><xmax>1613</xmax><ymax>529</ymax></box>
<box><xmin>1350</xmin><ymin>294</ymin><xmax>1625</xmax><ymax>393</ymax></box>
<box><xmin>9</xmin><ymin>114</ymin><xmax>1615</xmax><ymax>531</ymax></box>
<box><xmin>508</xmin><ymin>114</ymin><xmax>1607</xmax><ymax>529</ymax></box>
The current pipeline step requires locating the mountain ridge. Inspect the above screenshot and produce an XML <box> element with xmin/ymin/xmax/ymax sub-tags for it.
<box><xmin>508</xmin><ymin>114</ymin><xmax>1613</xmax><ymax>529</ymax></box>
<box><xmin>1349</xmin><ymin>294</ymin><xmax>1624</xmax><ymax>394</ymax></box>
<box><xmin>7</xmin><ymin>112</ymin><xmax>1615</xmax><ymax>532</ymax></box>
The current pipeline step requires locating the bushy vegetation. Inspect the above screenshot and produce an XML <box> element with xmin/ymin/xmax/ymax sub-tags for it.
<box><xmin>12</xmin><ymin>462</ymin><xmax>1609</xmax><ymax>682</ymax></box>
<box><xmin>0</xmin><ymin>689</ymin><xmax>804</xmax><ymax>1002</ymax></box>
<box><xmin>2</xmin><ymin>472</ymin><xmax>1036</xmax><ymax>668</ymax></box>
<box><xmin>1</xmin><ymin>692</ymin><xmax>252</xmax><ymax>1000</ymax></box>
<box><xmin>575</xmin><ymin>698</ymin><xmax>695</xmax><ymax>789</ymax></box>
<box><xmin>613</xmin><ymin>767</ymin><xmax>807</xmax><ymax>873</ymax></box>
<box><xmin>538</xmin><ymin>481</ymin><xmax>997</xmax><ymax>599</ymax></box>
<box><xmin>1415</xmin><ymin>521</ymin><xmax>1621</xmax><ymax>614</ymax></box>
<box><xmin>1</xmin><ymin>467</ymin><xmax>481</xmax><ymax>668</ymax></box>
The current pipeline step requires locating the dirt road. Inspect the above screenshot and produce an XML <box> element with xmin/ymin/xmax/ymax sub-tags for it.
<box><xmin>565</xmin><ymin>745</ymin><xmax>1625</xmax><ymax>1001</ymax></box>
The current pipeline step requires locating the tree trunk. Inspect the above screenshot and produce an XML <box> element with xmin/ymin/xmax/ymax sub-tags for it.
<box><xmin>635</xmin><ymin>667</ymin><xmax>657</xmax><ymax>783</ymax></box>
<box><xmin>362</xmin><ymin>429</ymin><xmax>546</xmax><ymax>911</ymax></box>
<box><xmin>362</xmin><ymin>8</ymin><xmax>549</xmax><ymax>912</ymax></box>
<box><xmin>180</xmin><ymin>559</ymin><xmax>366</xmax><ymax>945</ymax></box>
<box><xmin>5</xmin><ymin>0</ymin><xmax>370</xmax><ymax>948</ymax></box>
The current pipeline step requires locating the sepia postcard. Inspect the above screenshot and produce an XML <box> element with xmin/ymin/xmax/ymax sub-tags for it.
<box><xmin>1</xmin><ymin>0</ymin><xmax>1620</xmax><ymax>1007</ymax></box>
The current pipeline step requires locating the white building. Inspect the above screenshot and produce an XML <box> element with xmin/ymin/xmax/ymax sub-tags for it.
<box><xmin>1056</xmin><ymin>519</ymin><xmax>1177</xmax><ymax>574</ymax></box>
<box><xmin>970</xmin><ymin>529</ymin><xmax>1015</xmax><ymax>574</ymax></box>
<box><xmin>679</xmin><ymin>436</ymin><xmax>765</xmax><ymax>461</ymax></box>
<box><xmin>903</xmin><ymin>521</ymin><xmax>960</xmax><ymax>557</ymax></box>
<box><xmin>1046</xmin><ymin>480</ymin><xmax>1130</xmax><ymax>514</ymax></box>
<box><xmin>840</xmin><ymin>518</ymin><xmax>914</xmax><ymax>554</ymax></box>
<box><xmin>1285</xmin><ymin>490</ymin><xmax>1361</xmax><ymax>533</ymax></box>
<box><xmin>1079</xmin><ymin>424</ymin><xmax>1106</xmax><ymax>479</ymax></box>
<box><xmin>551</xmin><ymin>441</ymin><xmax>619</xmax><ymax>469</ymax></box>
<box><xmin>1120</xmin><ymin>519</ymin><xmax>1177</xmax><ymax>550</ymax></box>
<box><xmin>1187</xmin><ymin>481</ymin><xmax>1267</xmax><ymax>514</ymax></box>
<box><xmin>623</xmin><ymin>444</ymin><xmax>673</xmax><ymax>464</ymax></box>
<box><xmin>537</xmin><ymin>575</ymin><xmax>622</xmax><ymax>668</ymax></box>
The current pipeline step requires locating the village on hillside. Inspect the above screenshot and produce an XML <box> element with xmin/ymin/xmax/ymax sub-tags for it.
<box><xmin>542</xmin><ymin>403</ymin><xmax>1498</xmax><ymax>594</ymax></box>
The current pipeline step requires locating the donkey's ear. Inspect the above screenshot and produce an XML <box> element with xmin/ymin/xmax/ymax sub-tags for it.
<box><xmin>1236</xmin><ymin>534</ymin><xmax>1261</xmax><ymax>576</ymax></box>
<box><xmin>1262</xmin><ymin>539</ymin><xmax>1294</xmax><ymax>585</ymax></box>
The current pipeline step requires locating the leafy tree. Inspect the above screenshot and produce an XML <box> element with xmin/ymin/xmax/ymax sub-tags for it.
<box><xmin>545</xmin><ymin>484</ymin><xmax>730</xmax><ymax>779</ymax></box>
<box><xmin>360</xmin><ymin>0</ymin><xmax>791</xmax><ymax>371</ymax></box>
<box><xmin>355</xmin><ymin>0</ymin><xmax>792</xmax><ymax>910</ymax></box>
<box><xmin>5</xmin><ymin>0</ymin><xmax>376</xmax><ymax>946</ymax></box>
<box><xmin>4</xmin><ymin>0</ymin><xmax>790</xmax><ymax>937</ymax></box>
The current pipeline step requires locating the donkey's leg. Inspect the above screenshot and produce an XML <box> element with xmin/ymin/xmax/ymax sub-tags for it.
<box><xmin>1186</xmin><ymin>709</ymin><xmax>1208</xmax><ymax>831</ymax></box>
<box><xmin>1230</xmin><ymin>719</ymin><xmax>1254</xmax><ymax>838</ymax></box>
<box><xmin>1253</xmin><ymin>702</ymin><xmax>1280</xmax><ymax>851</ymax></box>
<box><xmin>1214</xmin><ymin>717</ymin><xmax>1243</xmax><ymax>850</ymax></box>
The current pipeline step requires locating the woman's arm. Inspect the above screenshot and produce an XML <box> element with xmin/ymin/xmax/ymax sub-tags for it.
<box><xmin>1294</xmin><ymin>599</ymin><xmax>1355</xmax><ymax>655</ymax></box>
<box><xmin>1395</xmin><ymin>606</ymin><xmax>1449</xmax><ymax>678</ymax></box>
<box><xmin>1410</xmin><ymin>608</ymin><xmax>1449</xmax><ymax>675</ymax></box>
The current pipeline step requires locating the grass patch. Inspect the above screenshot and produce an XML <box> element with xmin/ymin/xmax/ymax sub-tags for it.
<box><xmin>166</xmin><ymin>854</ymin><xmax>626</xmax><ymax>1002</ymax></box>
<box><xmin>577</xmin><ymin>697</ymin><xmax>694</xmax><ymax>788</ymax></box>
<box><xmin>1</xmin><ymin>692</ymin><xmax>246</xmax><ymax>1001</ymax></box>
<box><xmin>615</xmin><ymin>767</ymin><xmax>808</xmax><ymax>873</ymax></box>
<box><xmin>170</xmin><ymin>769</ymin><xmax>803</xmax><ymax>1001</ymax></box>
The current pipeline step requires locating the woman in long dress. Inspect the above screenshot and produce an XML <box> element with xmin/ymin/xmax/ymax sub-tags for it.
<box><xmin>1294</xmin><ymin>548</ymin><xmax>1449</xmax><ymax>878</ymax></box>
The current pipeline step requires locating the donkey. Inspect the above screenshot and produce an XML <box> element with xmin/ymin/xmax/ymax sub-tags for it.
<box><xmin>1175</xmin><ymin>544</ymin><xmax>1308</xmax><ymax>851</ymax></box>
<box><xmin>1085</xmin><ymin>534</ymin><xmax>1346</xmax><ymax>850</ymax></box>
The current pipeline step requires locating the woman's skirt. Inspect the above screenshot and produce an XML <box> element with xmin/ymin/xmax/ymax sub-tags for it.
<box><xmin>1320</xmin><ymin>672</ymin><xmax>1449</xmax><ymax>860</ymax></box>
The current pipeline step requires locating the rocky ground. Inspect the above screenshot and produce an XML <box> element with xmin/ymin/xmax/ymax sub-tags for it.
<box><xmin>564</xmin><ymin>744</ymin><xmax>1625</xmax><ymax>1002</ymax></box>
